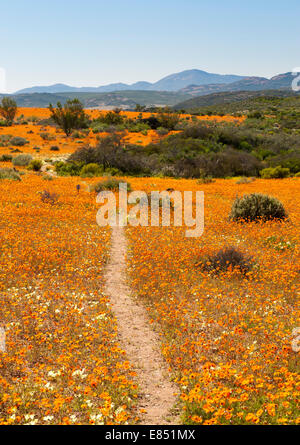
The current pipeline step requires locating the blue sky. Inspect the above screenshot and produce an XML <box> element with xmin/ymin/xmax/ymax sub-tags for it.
<box><xmin>1</xmin><ymin>0</ymin><xmax>299</xmax><ymax>92</ymax></box>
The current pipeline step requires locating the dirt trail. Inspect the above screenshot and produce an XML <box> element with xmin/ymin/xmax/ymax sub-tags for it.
<box><xmin>104</xmin><ymin>226</ymin><xmax>179</xmax><ymax>425</ymax></box>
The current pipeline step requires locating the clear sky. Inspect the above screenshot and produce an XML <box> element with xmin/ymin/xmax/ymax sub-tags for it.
<box><xmin>1</xmin><ymin>0</ymin><xmax>299</xmax><ymax>92</ymax></box>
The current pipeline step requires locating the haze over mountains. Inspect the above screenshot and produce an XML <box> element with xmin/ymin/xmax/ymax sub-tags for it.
<box><xmin>2</xmin><ymin>69</ymin><xmax>296</xmax><ymax>109</ymax></box>
<box><xmin>14</xmin><ymin>69</ymin><xmax>295</xmax><ymax>96</ymax></box>
<box><xmin>13</xmin><ymin>69</ymin><xmax>249</xmax><ymax>94</ymax></box>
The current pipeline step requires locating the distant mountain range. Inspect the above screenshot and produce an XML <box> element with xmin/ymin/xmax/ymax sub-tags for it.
<box><xmin>180</xmin><ymin>73</ymin><xmax>296</xmax><ymax>96</ymax></box>
<box><xmin>4</xmin><ymin>69</ymin><xmax>296</xmax><ymax>109</ymax></box>
<box><xmin>14</xmin><ymin>69</ymin><xmax>247</xmax><ymax>94</ymax></box>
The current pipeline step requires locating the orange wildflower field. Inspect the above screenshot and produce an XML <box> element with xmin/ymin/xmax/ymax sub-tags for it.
<box><xmin>126</xmin><ymin>177</ymin><xmax>300</xmax><ymax>425</ymax></box>
<box><xmin>0</xmin><ymin>176</ymin><xmax>138</xmax><ymax>425</ymax></box>
<box><xmin>0</xmin><ymin>109</ymin><xmax>299</xmax><ymax>425</ymax></box>
<box><xmin>0</xmin><ymin>108</ymin><xmax>244</xmax><ymax>158</ymax></box>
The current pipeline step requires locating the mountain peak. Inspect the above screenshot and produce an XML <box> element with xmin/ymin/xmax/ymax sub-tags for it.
<box><xmin>13</xmin><ymin>69</ymin><xmax>293</xmax><ymax>96</ymax></box>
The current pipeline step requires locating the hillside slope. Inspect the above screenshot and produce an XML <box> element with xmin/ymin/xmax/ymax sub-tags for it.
<box><xmin>174</xmin><ymin>89</ymin><xmax>298</xmax><ymax>110</ymax></box>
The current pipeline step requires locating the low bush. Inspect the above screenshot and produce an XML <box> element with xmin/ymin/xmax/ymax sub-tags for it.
<box><xmin>260</xmin><ymin>166</ymin><xmax>290</xmax><ymax>179</ymax></box>
<box><xmin>0</xmin><ymin>154</ymin><xmax>13</xmax><ymax>162</ymax></box>
<box><xmin>96</xmin><ymin>110</ymin><xmax>124</xmax><ymax>126</ymax></box>
<box><xmin>10</xmin><ymin>137</ymin><xmax>28</xmax><ymax>147</ymax></box>
<box><xmin>42</xmin><ymin>175</ymin><xmax>54</xmax><ymax>181</ymax></box>
<box><xmin>0</xmin><ymin>135</ymin><xmax>12</xmax><ymax>147</ymax></box>
<box><xmin>156</xmin><ymin>127</ymin><xmax>169</xmax><ymax>136</ymax></box>
<box><xmin>40</xmin><ymin>132</ymin><xmax>56</xmax><ymax>141</ymax></box>
<box><xmin>230</xmin><ymin>193</ymin><xmax>288</xmax><ymax>222</ymax></box>
<box><xmin>39</xmin><ymin>190</ymin><xmax>58</xmax><ymax>205</ymax></box>
<box><xmin>140</xmin><ymin>117</ymin><xmax>160</xmax><ymax>130</ymax></box>
<box><xmin>91</xmin><ymin>178</ymin><xmax>132</xmax><ymax>193</ymax></box>
<box><xmin>55</xmin><ymin>161</ymin><xmax>83</xmax><ymax>176</ymax></box>
<box><xmin>0</xmin><ymin>168</ymin><xmax>21</xmax><ymax>181</ymax></box>
<box><xmin>12</xmin><ymin>154</ymin><xmax>32</xmax><ymax>167</ymax></box>
<box><xmin>80</xmin><ymin>163</ymin><xmax>103</xmax><ymax>178</ymax></box>
<box><xmin>28</xmin><ymin>159</ymin><xmax>43</xmax><ymax>171</ymax></box>
<box><xmin>235</xmin><ymin>177</ymin><xmax>255</xmax><ymax>184</ymax></box>
<box><xmin>198</xmin><ymin>246</ymin><xmax>253</xmax><ymax>275</ymax></box>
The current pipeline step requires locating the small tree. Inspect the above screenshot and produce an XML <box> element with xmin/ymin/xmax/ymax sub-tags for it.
<box><xmin>49</xmin><ymin>99</ymin><xmax>86</xmax><ymax>136</ymax></box>
<box><xmin>135</xmin><ymin>104</ymin><xmax>146</xmax><ymax>112</ymax></box>
<box><xmin>157</xmin><ymin>107</ymin><xmax>180</xmax><ymax>130</ymax></box>
<box><xmin>0</xmin><ymin>97</ymin><xmax>17</xmax><ymax>125</ymax></box>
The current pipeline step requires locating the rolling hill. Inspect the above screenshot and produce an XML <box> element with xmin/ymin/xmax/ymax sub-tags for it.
<box><xmin>173</xmin><ymin>90</ymin><xmax>300</xmax><ymax>112</ymax></box>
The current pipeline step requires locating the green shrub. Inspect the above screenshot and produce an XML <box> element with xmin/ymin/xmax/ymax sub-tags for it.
<box><xmin>0</xmin><ymin>135</ymin><xmax>13</xmax><ymax>147</ymax></box>
<box><xmin>50</xmin><ymin>145</ymin><xmax>60</xmax><ymax>151</ymax></box>
<box><xmin>0</xmin><ymin>154</ymin><xmax>13</xmax><ymax>162</ymax></box>
<box><xmin>198</xmin><ymin>246</ymin><xmax>253</xmax><ymax>275</ymax></box>
<box><xmin>27</xmin><ymin>116</ymin><xmax>39</xmax><ymax>123</ymax></box>
<box><xmin>0</xmin><ymin>168</ymin><xmax>21</xmax><ymax>181</ymax></box>
<box><xmin>10</xmin><ymin>137</ymin><xmax>28</xmax><ymax>147</ymax></box>
<box><xmin>42</xmin><ymin>175</ymin><xmax>54</xmax><ymax>181</ymax></box>
<box><xmin>55</xmin><ymin>161</ymin><xmax>83</xmax><ymax>176</ymax></box>
<box><xmin>97</xmin><ymin>110</ymin><xmax>124</xmax><ymax>126</ymax></box>
<box><xmin>28</xmin><ymin>159</ymin><xmax>43</xmax><ymax>171</ymax></box>
<box><xmin>294</xmin><ymin>172</ymin><xmax>300</xmax><ymax>178</ymax></box>
<box><xmin>0</xmin><ymin>97</ymin><xmax>17</xmax><ymax>125</ymax></box>
<box><xmin>230</xmin><ymin>193</ymin><xmax>288</xmax><ymax>222</ymax></box>
<box><xmin>40</xmin><ymin>132</ymin><xmax>55</xmax><ymax>141</ymax></box>
<box><xmin>247</xmin><ymin>111</ymin><xmax>263</xmax><ymax>119</ymax></box>
<box><xmin>103</xmin><ymin>167</ymin><xmax>121</xmax><ymax>176</ymax></box>
<box><xmin>12</xmin><ymin>154</ymin><xmax>32</xmax><ymax>167</ymax></box>
<box><xmin>156</xmin><ymin>127</ymin><xmax>169</xmax><ymax>136</ymax></box>
<box><xmin>49</xmin><ymin>99</ymin><xmax>87</xmax><ymax>137</ymax></box>
<box><xmin>80</xmin><ymin>163</ymin><xmax>103</xmax><ymax>178</ymax></box>
<box><xmin>260</xmin><ymin>166</ymin><xmax>290</xmax><ymax>179</ymax></box>
<box><xmin>92</xmin><ymin>178</ymin><xmax>132</xmax><ymax>193</ymax></box>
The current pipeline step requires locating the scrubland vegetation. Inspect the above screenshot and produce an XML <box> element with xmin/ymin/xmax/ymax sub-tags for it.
<box><xmin>0</xmin><ymin>97</ymin><xmax>299</xmax><ymax>425</ymax></box>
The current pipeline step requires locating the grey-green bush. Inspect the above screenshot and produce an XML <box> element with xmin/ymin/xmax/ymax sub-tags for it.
<box><xmin>10</xmin><ymin>137</ymin><xmax>29</xmax><ymax>147</ymax></box>
<box><xmin>230</xmin><ymin>193</ymin><xmax>288</xmax><ymax>222</ymax></box>
<box><xmin>0</xmin><ymin>168</ymin><xmax>21</xmax><ymax>181</ymax></box>
<box><xmin>12</xmin><ymin>154</ymin><xmax>33</xmax><ymax>167</ymax></box>
<box><xmin>0</xmin><ymin>154</ymin><xmax>13</xmax><ymax>162</ymax></box>
<box><xmin>92</xmin><ymin>178</ymin><xmax>132</xmax><ymax>193</ymax></box>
